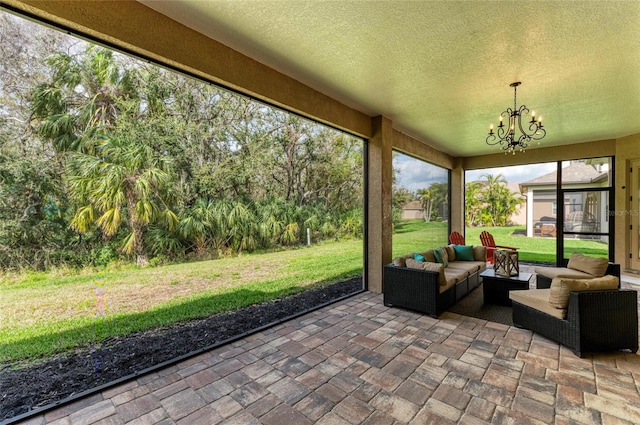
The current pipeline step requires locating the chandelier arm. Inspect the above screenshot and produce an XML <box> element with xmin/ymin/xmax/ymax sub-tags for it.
<box><xmin>530</xmin><ymin>125</ymin><xmax>546</xmax><ymax>140</ymax></box>
<box><xmin>485</xmin><ymin>133</ymin><xmax>500</xmax><ymax>146</ymax></box>
<box><xmin>484</xmin><ymin>82</ymin><xmax>546</xmax><ymax>154</ymax></box>
<box><xmin>516</xmin><ymin>105</ymin><xmax>533</xmax><ymax>138</ymax></box>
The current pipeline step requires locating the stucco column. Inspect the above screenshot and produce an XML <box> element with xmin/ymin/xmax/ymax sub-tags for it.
<box><xmin>450</xmin><ymin>160</ymin><xmax>464</xmax><ymax>235</ymax></box>
<box><xmin>367</xmin><ymin>116</ymin><xmax>393</xmax><ymax>293</ymax></box>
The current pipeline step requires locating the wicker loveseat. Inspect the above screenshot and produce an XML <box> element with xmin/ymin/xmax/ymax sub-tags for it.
<box><xmin>535</xmin><ymin>253</ymin><xmax>620</xmax><ymax>289</ymax></box>
<box><xmin>510</xmin><ymin>275</ymin><xmax>638</xmax><ymax>357</ymax></box>
<box><xmin>383</xmin><ymin>245</ymin><xmax>487</xmax><ymax>318</ymax></box>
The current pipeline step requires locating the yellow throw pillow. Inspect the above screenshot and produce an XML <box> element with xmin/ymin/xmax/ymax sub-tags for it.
<box><xmin>566</xmin><ymin>252</ymin><xmax>608</xmax><ymax>277</ymax></box>
<box><xmin>406</xmin><ymin>258</ymin><xmax>446</xmax><ymax>285</ymax></box>
<box><xmin>548</xmin><ymin>275</ymin><xmax>619</xmax><ymax>309</ymax></box>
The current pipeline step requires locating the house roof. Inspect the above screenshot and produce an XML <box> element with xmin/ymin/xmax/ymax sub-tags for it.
<box><xmin>520</xmin><ymin>162</ymin><xmax>606</xmax><ymax>186</ymax></box>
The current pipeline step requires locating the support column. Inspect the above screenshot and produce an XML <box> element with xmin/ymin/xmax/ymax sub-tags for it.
<box><xmin>449</xmin><ymin>160</ymin><xmax>464</xmax><ymax>235</ymax></box>
<box><xmin>367</xmin><ymin>116</ymin><xmax>393</xmax><ymax>293</ymax></box>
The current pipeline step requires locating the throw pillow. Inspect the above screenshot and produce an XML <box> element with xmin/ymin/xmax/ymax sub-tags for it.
<box><xmin>472</xmin><ymin>245</ymin><xmax>487</xmax><ymax>262</ymax></box>
<box><xmin>393</xmin><ymin>256</ymin><xmax>407</xmax><ymax>267</ymax></box>
<box><xmin>420</xmin><ymin>250</ymin><xmax>437</xmax><ymax>263</ymax></box>
<box><xmin>566</xmin><ymin>252</ymin><xmax>608</xmax><ymax>277</ymax></box>
<box><xmin>453</xmin><ymin>245</ymin><xmax>474</xmax><ymax>261</ymax></box>
<box><xmin>406</xmin><ymin>259</ymin><xmax>446</xmax><ymax>285</ymax></box>
<box><xmin>433</xmin><ymin>247</ymin><xmax>449</xmax><ymax>268</ymax></box>
<box><xmin>444</xmin><ymin>245</ymin><xmax>456</xmax><ymax>262</ymax></box>
<box><xmin>548</xmin><ymin>275</ymin><xmax>619</xmax><ymax>309</ymax></box>
<box><xmin>413</xmin><ymin>253</ymin><xmax>425</xmax><ymax>262</ymax></box>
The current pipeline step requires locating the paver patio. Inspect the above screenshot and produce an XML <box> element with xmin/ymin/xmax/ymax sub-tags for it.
<box><xmin>13</xmin><ymin>275</ymin><xmax>640</xmax><ymax>425</ymax></box>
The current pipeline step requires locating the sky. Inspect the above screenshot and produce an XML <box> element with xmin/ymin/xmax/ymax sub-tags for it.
<box><xmin>394</xmin><ymin>152</ymin><xmax>557</xmax><ymax>193</ymax></box>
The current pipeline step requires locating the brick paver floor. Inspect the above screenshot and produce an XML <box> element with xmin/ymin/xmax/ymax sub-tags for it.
<box><xmin>15</xmin><ymin>281</ymin><xmax>640</xmax><ymax>424</ymax></box>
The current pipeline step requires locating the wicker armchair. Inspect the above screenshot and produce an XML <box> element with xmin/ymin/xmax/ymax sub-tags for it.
<box><xmin>511</xmin><ymin>289</ymin><xmax>638</xmax><ymax>357</ymax></box>
<box><xmin>537</xmin><ymin>260</ymin><xmax>620</xmax><ymax>289</ymax></box>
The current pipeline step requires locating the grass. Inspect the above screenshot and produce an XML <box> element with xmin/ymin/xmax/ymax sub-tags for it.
<box><xmin>0</xmin><ymin>220</ymin><xmax>609</xmax><ymax>363</ymax></box>
<box><xmin>464</xmin><ymin>226</ymin><xmax>608</xmax><ymax>263</ymax></box>
<box><xmin>0</xmin><ymin>240</ymin><xmax>364</xmax><ymax>363</ymax></box>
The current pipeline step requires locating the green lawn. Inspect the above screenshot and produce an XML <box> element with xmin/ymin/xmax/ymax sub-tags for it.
<box><xmin>1</xmin><ymin>240</ymin><xmax>364</xmax><ymax>363</ymax></box>
<box><xmin>464</xmin><ymin>226</ymin><xmax>608</xmax><ymax>263</ymax></box>
<box><xmin>392</xmin><ymin>220</ymin><xmax>608</xmax><ymax>264</ymax></box>
<box><xmin>0</xmin><ymin>220</ymin><xmax>609</xmax><ymax>363</ymax></box>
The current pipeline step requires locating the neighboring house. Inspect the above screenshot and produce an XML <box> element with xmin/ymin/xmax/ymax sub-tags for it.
<box><xmin>401</xmin><ymin>200</ymin><xmax>424</xmax><ymax>219</ymax></box>
<box><xmin>519</xmin><ymin>161</ymin><xmax>610</xmax><ymax>238</ymax></box>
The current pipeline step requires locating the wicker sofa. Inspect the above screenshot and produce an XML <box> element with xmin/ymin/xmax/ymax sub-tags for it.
<box><xmin>535</xmin><ymin>253</ymin><xmax>620</xmax><ymax>289</ymax></box>
<box><xmin>510</xmin><ymin>275</ymin><xmax>638</xmax><ymax>357</ymax></box>
<box><xmin>383</xmin><ymin>245</ymin><xmax>487</xmax><ymax>318</ymax></box>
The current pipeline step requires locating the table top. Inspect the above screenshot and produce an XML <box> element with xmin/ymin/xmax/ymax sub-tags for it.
<box><xmin>480</xmin><ymin>269</ymin><xmax>532</xmax><ymax>282</ymax></box>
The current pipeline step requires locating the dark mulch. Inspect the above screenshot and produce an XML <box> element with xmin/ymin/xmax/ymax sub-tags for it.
<box><xmin>0</xmin><ymin>277</ymin><xmax>362</xmax><ymax>422</ymax></box>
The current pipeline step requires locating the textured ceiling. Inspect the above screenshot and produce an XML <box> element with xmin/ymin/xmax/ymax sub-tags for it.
<box><xmin>139</xmin><ymin>0</ymin><xmax>640</xmax><ymax>157</ymax></box>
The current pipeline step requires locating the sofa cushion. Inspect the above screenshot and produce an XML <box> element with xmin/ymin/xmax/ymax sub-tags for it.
<box><xmin>453</xmin><ymin>245</ymin><xmax>474</xmax><ymax>261</ymax></box>
<box><xmin>566</xmin><ymin>252</ymin><xmax>609</xmax><ymax>277</ymax></box>
<box><xmin>406</xmin><ymin>258</ymin><xmax>446</xmax><ymax>286</ymax></box>
<box><xmin>434</xmin><ymin>247</ymin><xmax>449</xmax><ymax>267</ymax></box>
<box><xmin>443</xmin><ymin>268</ymin><xmax>467</xmax><ymax>286</ymax></box>
<box><xmin>548</xmin><ymin>275</ymin><xmax>619</xmax><ymax>309</ymax></box>
<box><xmin>534</xmin><ymin>266</ymin><xmax>593</xmax><ymax>280</ymax></box>
<box><xmin>472</xmin><ymin>246</ymin><xmax>487</xmax><ymax>262</ymax></box>
<box><xmin>510</xmin><ymin>289</ymin><xmax>565</xmax><ymax>320</ymax></box>
<box><xmin>445</xmin><ymin>245</ymin><xmax>456</xmax><ymax>262</ymax></box>
<box><xmin>447</xmin><ymin>261</ymin><xmax>480</xmax><ymax>274</ymax></box>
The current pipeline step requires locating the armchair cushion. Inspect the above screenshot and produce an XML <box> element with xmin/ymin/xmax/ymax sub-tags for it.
<box><xmin>566</xmin><ymin>252</ymin><xmax>609</xmax><ymax>277</ymax></box>
<box><xmin>548</xmin><ymin>275</ymin><xmax>619</xmax><ymax>310</ymax></box>
<box><xmin>510</xmin><ymin>289</ymin><xmax>565</xmax><ymax>320</ymax></box>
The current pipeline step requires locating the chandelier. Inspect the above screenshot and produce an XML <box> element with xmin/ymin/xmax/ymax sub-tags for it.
<box><xmin>486</xmin><ymin>82</ymin><xmax>546</xmax><ymax>154</ymax></box>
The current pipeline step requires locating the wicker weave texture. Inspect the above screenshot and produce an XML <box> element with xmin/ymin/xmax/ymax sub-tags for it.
<box><xmin>512</xmin><ymin>289</ymin><xmax>638</xmax><ymax>357</ymax></box>
<box><xmin>383</xmin><ymin>264</ymin><xmax>479</xmax><ymax>318</ymax></box>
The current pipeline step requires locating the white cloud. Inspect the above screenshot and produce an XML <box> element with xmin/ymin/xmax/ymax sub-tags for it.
<box><xmin>394</xmin><ymin>152</ymin><xmax>559</xmax><ymax>192</ymax></box>
<box><xmin>465</xmin><ymin>162</ymin><xmax>556</xmax><ymax>183</ymax></box>
<box><xmin>393</xmin><ymin>153</ymin><xmax>448</xmax><ymax>193</ymax></box>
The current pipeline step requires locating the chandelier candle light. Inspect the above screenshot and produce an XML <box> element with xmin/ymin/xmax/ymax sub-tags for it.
<box><xmin>486</xmin><ymin>82</ymin><xmax>546</xmax><ymax>154</ymax></box>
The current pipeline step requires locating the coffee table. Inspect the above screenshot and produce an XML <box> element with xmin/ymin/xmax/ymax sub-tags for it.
<box><xmin>480</xmin><ymin>269</ymin><xmax>532</xmax><ymax>306</ymax></box>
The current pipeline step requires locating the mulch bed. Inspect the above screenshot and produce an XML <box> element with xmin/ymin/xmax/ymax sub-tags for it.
<box><xmin>0</xmin><ymin>277</ymin><xmax>362</xmax><ymax>422</ymax></box>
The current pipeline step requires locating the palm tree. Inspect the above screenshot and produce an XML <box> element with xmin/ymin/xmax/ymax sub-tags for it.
<box><xmin>30</xmin><ymin>46</ymin><xmax>136</xmax><ymax>154</ymax></box>
<box><xmin>67</xmin><ymin>124</ymin><xmax>178</xmax><ymax>266</ymax></box>
<box><xmin>416</xmin><ymin>188</ymin><xmax>433</xmax><ymax>222</ymax></box>
<box><xmin>179</xmin><ymin>198</ymin><xmax>216</xmax><ymax>258</ymax></box>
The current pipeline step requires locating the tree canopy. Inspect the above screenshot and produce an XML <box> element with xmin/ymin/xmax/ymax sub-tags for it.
<box><xmin>465</xmin><ymin>174</ymin><xmax>523</xmax><ymax>227</ymax></box>
<box><xmin>0</xmin><ymin>12</ymin><xmax>364</xmax><ymax>270</ymax></box>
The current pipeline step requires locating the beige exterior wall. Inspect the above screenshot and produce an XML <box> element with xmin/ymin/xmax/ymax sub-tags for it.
<box><xmin>6</xmin><ymin>0</ymin><xmax>640</xmax><ymax>283</ymax></box>
<box><xmin>616</xmin><ymin>133</ymin><xmax>640</xmax><ymax>271</ymax></box>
